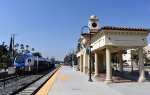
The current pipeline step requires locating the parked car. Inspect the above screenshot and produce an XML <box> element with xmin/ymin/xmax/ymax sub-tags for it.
<box><xmin>144</xmin><ymin>63</ymin><xmax>150</xmax><ymax>66</ymax></box>
<box><xmin>123</xmin><ymin>63</ymin><xmax>129</xmax><ymax>67</ymax></box>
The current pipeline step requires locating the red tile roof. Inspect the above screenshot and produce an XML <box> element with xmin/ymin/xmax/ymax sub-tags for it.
<box><xmin>80</xmin><ymin>26</ymin><xmax>149</xmax><ymax>38</ymax></box>
<box><xmin>101</xmin><ymin>26</ymin><xmax>148</xmax><ymax>31</ymax></box>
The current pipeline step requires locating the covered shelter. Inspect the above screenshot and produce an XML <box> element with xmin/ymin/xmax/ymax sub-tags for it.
<box><xmin>76</xmin><ymin>15</ymin><xmax>150</xmax><ymax>83</ymax></box>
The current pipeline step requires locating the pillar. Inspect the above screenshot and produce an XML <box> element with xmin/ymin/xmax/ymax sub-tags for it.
<box><xmin>118</xmin><ymin>51</ymin><xmax>123</xmax><ymax>71</ymax></box>
<box><xmin>83</xmin><ymin>53</ymin><xmax>88</xmax><ymax>74</ymax></box>
<box><xmin>78</xmin><ymin>57</ymin><xmax>80</xmax><ymax>70</ymax></box>
<box><xmin>87</xmin><ymin>55</ymin><xmax>90</xmax><ymax>74</ymax></box>
<box><xmin>105</xmin><ymin>48</ymin><xmax>113</xmax><ymax>83</ymax></box>
<box><xmin>103</xmin><ymin>51</ymin><xmax>106</xmax><ymax>71</ymax></box>
<box><xmin>138</xmin><ymin>47</ymin><xmax>146</xmax><ymax>82</ymax></box>
<box><xmin>94</xmin><ymin>51</ymin><xmax>99</xmax><ymax>77</ymax></box>
<box><xmin>80</xmin><ymin>55</ymin><xmax>83</xmax><ymax>72</ymax></box>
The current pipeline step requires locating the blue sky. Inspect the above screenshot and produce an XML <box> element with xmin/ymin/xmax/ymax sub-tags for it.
<box><xmin>0</xmin><ymin>0</ymin><xmax>150</xmax><ymax>60</ymax></box>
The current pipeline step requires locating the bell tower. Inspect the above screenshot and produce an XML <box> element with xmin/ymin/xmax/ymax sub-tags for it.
<box><xmin>88</xmin><ymin>15</ymin><xmax>99</xmax><ymax>33</ymax></box>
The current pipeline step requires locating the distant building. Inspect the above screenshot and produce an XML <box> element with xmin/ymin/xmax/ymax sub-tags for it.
<box><xmin>122</xmin><ymin>49</ymin><xmax>132</xmax><ymax>65</ymax></box>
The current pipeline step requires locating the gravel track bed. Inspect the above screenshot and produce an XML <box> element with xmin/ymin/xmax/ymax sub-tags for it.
<box><xmin>0</xmin><ymin>65</ymin><xmax>59</xmax><ymax>95</ymax></box>
<box><xmin>0</xmin><ymin>74</ymin><xmax>42</xmax><ymax>95</ymax></box>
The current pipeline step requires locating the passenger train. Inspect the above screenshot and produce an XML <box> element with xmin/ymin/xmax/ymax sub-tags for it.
<box><xmin>14</xmin><ymin>54</ymin><xmax>55</xmax><ymax>73</ymax></box>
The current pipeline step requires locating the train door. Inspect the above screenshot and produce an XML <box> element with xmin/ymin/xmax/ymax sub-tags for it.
<box><xmin>28</xmin><ymin>59</ymin><xmax>32</xmax><ymax>71</ymax></box>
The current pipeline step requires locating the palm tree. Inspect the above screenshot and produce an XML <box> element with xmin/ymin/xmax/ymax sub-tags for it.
<box><xmin>32</xmin><ymin>52</ymin><xmax>42</xmax><ymax>57</ymax></box>
<box><xmin>26</xmin><ymin>45</ymin><xmax>29</xmax><ymax>50</ymax></box>
<box><xmin>25</xmin><ymin>45</ymin><xmax>30</xmax><ymax>53</ymax></box>
<box><xmin>14</xmin><ymin>45</ymin><xmax>18</xmax><ymax>55</ymax></box>
<box><xmin>14</xmin><ymin>44</ymin><xmax>17</xmax><ymax>50</ymax></box>
<box><xmin>16</xmin><ymin>43</ymin><xmax>19</xmax><ymax>49</ymax></box>
<box><xmin>31</xmin><ymin>48</ymin><xmax>34</xmax><ymax>53</ymax></box>
<box><xmin>15</xmin><ymin>43</ymin><xmax>19</xmax><ymax>53</ymax></box>
<box><xmin>20</xmin><ymin>44</ymin><xmax>24</xmax><ymax>53</ymax></box>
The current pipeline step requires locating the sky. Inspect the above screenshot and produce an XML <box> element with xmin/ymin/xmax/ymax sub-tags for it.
<box><xmin>0</xmin><ymin>0</ymin><xmax>150</xmax><ymax>61</ymax></box>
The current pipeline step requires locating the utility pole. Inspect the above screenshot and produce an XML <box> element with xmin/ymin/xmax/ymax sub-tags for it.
<box><xmin>11</xmin><ymin>34</ymin><xmax>17</xmax><ymax>66</ymax></box>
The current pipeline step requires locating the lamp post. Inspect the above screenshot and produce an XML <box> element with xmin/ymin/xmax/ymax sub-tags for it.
<box><xmin>81</xmin><ymin>26</ymin><xmax>92</xmax><ymax>82</ymax></box>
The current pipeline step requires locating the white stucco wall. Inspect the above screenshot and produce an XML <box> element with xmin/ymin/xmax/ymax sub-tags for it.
<box><xmin>105</xmin><ymin>34</ymin><xmax>147</xmax><ymax>46</ymax></box>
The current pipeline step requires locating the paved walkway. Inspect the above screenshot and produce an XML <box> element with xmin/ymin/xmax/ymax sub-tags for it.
<box><xmin>48</xmin><ymin>66</ymin><xmax>150</xmax><ymax>95</ymax></box>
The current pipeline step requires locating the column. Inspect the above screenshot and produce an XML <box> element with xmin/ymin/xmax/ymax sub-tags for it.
<box><xmin>105</xmin><ymin>48</ymin><xmax>113</xmax><ymax>83</ymax></box>
<box><xmin>103</xmin><ymin>51</ymin><xmax>106</xmax><ymax>71</ymax></box>
<box><xmin>94</xmin><ymin>51</ymin><xmax>99</xmax><ymax>77</ymax></box>
<box><xmin>80</xmin><ymin>55</ymin><xmax>83</xmax><ymax>72</ymax></box>
<box><xmin>118</xmin><ymin>51</ymin><xmax>123</xmax><ymax>72</ymax></box>
<box><xmin>83</xmin><ymin>53</ymin><xmax>88</xmax><ymax>74</ymax></box>
<box><xmin>88</xmin><ymin>55</ymin><xmax>90</xmax><ymax>74</ymax></box>
<box><xmin>78</xmin><ymin>57</ymin><xmax>80</xmax><ymax>70</ymax></box>
<box><xmin>138</xmin><ymin>47</ymin><xmax>146</xmax><ymax>82</ymax></box>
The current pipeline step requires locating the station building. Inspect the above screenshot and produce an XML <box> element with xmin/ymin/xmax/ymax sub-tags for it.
<box><xmin>76</xmin><ymin>15</ymin><xmax>150</xmax><ymax>83</ymax></box>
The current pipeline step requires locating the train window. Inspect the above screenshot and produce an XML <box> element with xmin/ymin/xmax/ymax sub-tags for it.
<box><xmin>15</xmin><ymin>55</ymin><xmax>25</xmax><ymax>63</ymax></box>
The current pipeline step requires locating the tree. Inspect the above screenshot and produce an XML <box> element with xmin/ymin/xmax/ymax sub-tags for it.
<box><xmin>131</xmin><ymin>49</ymin><xmax>139</xmax><ymax>72</ymax></box>
<box><xmin>26</xmin><ymin>45</ymin><xmax>29</xmax><ymax>50</ymax></box>
<box><xmin>14</xmin><ymin>44</ymin><xmax>17</xmax><ymax>50</ymax></box>
<box><xmin>1</xmin><ymin>55</ymin><xmax>11</xmax><ymax>68</ymax></box>
<box><xmin>32</xmin><ymin>52</ymin><xmax>42</xmax><ymax>57</ymax></box>
<box><xmin>9</xmin><ymin>36</ymin><xmax>13</xmax><ymax>53</ymax></box>
<box><xmin>50</xmin><ymin>57</ymin><xmax>55</xmax><ymax>64</ymax></box>
<box><xmin>64</xmin><ymin>55</ymin><xmax>70</xmax><ymax>65</ymax></box>
<box><xmin>25</xmin><ymin>45</ymin><xmax>30</xmax><ymax>53</ymax></box>
<box><xmin>111</xmin><ymin>52</ymin><xmax>118</xmax><ymax>70</ymax></box>
<box><xmin>130</xmin><ymin>48</ymin><xmax>148</xmax><ymax>71</ymax></box>
<box><xmin>15</xmin><ymin>43</ymin><xmax>19</xmax><ymax>52</ymax></box>
<box><xmin>0</xmin><ymin>43</ymin><xmax>11</xmax><ymax>68</ymax></box>
<box><xmin>0</xmin><ymin>44</ymin><xmax>8</xmax><ymax>56</ymax></box>
<box><xmin>145</xmin><ymin>57</ymin><xmax>150</xmax><ymax>64</ymax></box>
<box><xmin>20</xmin><ymin>44</ymin><xmax>24</xmax><ymax>53</ymax></box>
<box><xmin>31</xmin><ymin>48</ymin><xmax>34</xmax><ymax>53</ymax></box>
<box><xmin>64</xmin><ymin>52</ymin><xmax>77</xmax><ymax>66</ymax></box>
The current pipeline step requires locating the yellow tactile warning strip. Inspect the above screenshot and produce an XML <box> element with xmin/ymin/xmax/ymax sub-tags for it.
<box><xmin>36</xmin><ymin>67</ymin><xmax>62</xmax><ymax>95</ymax></box>
<box><xmin>60</xmin><ymin>76</ymin><xmax>70</xmax><ymax>81</ymax></box>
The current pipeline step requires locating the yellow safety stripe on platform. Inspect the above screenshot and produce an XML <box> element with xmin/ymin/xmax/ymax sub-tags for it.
<box><xmin>36</xmin><ymin>67</ymin><xmax>62</xmax><ymax>95</ymax></box>
<box><xmin>60</xmin><ymin>76</ymin><xmax>70</xmax><ymax>81</ymax></box>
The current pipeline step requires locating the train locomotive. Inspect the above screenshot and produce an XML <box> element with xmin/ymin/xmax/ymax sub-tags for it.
<box><xmin>14</xmin><ymin>54</ymin><xmax>55</xmax><ymax>73</ymax></box>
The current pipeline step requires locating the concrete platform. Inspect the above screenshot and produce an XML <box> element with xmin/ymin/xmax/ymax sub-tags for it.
<box><xmin>38</xmin><ymin>66</ymin><xmax>150</xmax><ymax>95</ymax></box>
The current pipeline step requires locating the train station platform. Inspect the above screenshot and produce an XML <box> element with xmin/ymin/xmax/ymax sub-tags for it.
<box><xmin>36</xmin><ymin>66</ymin><xmax>150</xmax><ymax>95</ymax></box>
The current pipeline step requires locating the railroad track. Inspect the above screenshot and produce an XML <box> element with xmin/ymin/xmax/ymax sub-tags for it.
<box><xmin>0</xmin><ymin>75</ymin><xmax>21</xmax><ymax>82</ymax></box>
<box><xmin>0</xmin><ymin>66</ymin><xmax>60</xmax><ymax>95</ymax></box>
<box><xmin>17</xmin><ymin>66</ymin><xmax>60</xmax><ymax>95</ymax></box>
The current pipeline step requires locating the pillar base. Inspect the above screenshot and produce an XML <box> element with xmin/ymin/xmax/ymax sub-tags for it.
<box><xmin>94</xmin><ymin>74</ymin><xmax>99</xmax><ymax>78</ymax></box>
<box><xmin>104</xmin><ymin>79</ymin><xmax>113</xmax><ymax>84</ymax></box>
<box><xmin>138</xmin><ymin>77</ymin><xmax>147</xmax><ymax>82</ymax></box>
<box><xmin>83</xmin><ymin>67</ymin><xmax>88</xmax><ymax>74</ymax></box>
